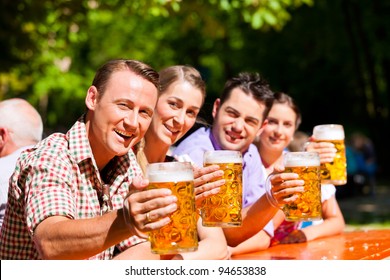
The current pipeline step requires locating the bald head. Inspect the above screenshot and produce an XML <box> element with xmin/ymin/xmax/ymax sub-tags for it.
<box><xmin>0</xmin><ymin>98</ymin><xmax>43</xmax><ymax>157</ymax></box>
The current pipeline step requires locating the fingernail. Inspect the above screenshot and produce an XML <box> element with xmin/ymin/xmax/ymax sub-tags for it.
<box><xmin>169</xmin><ymin>203</ymin><xmax>178</xmax><ymax>212</ymax></box>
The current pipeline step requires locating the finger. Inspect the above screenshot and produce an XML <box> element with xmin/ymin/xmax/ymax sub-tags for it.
<box><xmin>143</xmin><ymin>201</ymin><xmax>176</xmax><ymax>223</ymax></box>
<box><xmin>317</xmin><ymin>145</ymin><xmax>337</xmax><ymax>160</ymax></box>
<box><xmin>127</xmin><ymin>192</ymin><xmax>177</xmax><ymax>223</ymax></box>
<box><xmin>194</xmin><ymin>169</ymin><xmax>224</xmax><ymax>188</ymax></box>
<box><xmin>315</xmin><ymin>148</ymin><xmax>337</xmax><ymax>157</ymax></box>
<box><xmin>131</xmin><ymin>188</ymin><xmax>174</xmax><ymax>203</ymax></box>
<box><xmin>273</xmin><ymin>185</ymin><xmax>305</xmax><ymax>202</ymax></box>
<box><xmin>270</xmin><ymin>173</ymin><xmax>299</xmax><ymax>187</ymax></box>
<box><xmin>193</xmin><ymin>164</ymin><xmax>220</xmax><ymax>179</ymax></box>
<box><xmin>320</xmin><ymin>154</ymin><xmax>337</xmax><ymax>163</ymax></box>
<box><xmin>272</xmin><ymin>164</ymin><xmax>286</xmax><ymax>173</ymax></box>
<box><xmin>142</xmin><ymin>204</ymin><xmax>178</xmax><ymax>231</ymax></box>
<box><xmin>306</xmin><ymin>141</ymin><xmax>334</xmax><ymax>152</ymax></box>
<box><xmin>140</xmin><ymin>195</ymin><xmax>177</xmax><ymax>214</ymax></box>
<box><xmin>195</xmin><ymin>186</ymin><xmax>221</xmax><ymax>206</ymax></box>
<box><xmin>132</xmin><ymin>201</ymin><xmax>177</xmax><ymax>230</ymax></box>
<box><xmin>195</xmin><ymin>178</ymin><xmax>224</xmax><ymax>195</ymax></box>
<box><xmin>144</xmin><ymin>217</ymin><xmax>171</xmax><ymax>231</ymax></box>
<box><xmin>318</xmin><ymin>150</ymin><xmax>337</xmax><ymax>157</ymax></box>
<box><xmin>282</xmin><ymin>193</ymin><xmax>301</xmax><ymax>203</ymax></box>
<box><xmin>130</xmin><ymin>177</ymin><xmax>150</xmax><ymax>191</ymax></box>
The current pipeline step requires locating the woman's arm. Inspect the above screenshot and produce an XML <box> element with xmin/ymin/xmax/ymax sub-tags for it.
<box><xmin>176</xmin><ymin>218</ymin><xmax>229</xmax><ymax>260</ymax></box>
<box><xmin>229</xmin><ymin>230</ymin><xmax>271</xmax><ymax>257</ymax></box>
<box><xmin>301</xmin><ymin>195</ymin><xmax>345</xmax><ymax>241</ymax></box>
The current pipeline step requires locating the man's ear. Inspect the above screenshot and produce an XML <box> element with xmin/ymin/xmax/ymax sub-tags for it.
<box><xmin>212</xmin><ymin>98</ymin><xmax>221</xmax><ymax>119</ymax></box>
<box><xmin>85</xmin><ymin>86</ymin><xmax>99</xmax><ymax>111</ymax></box>
<box><xmin>0</xmin><ymin>127</ymin><xmax>9</xmax><ymax>150</ymax></box>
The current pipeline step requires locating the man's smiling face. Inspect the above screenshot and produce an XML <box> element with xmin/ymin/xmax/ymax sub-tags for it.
<box><xmin>212</xmin><ymin>88</ymin><xmax>266</xmax><ymax>153</ymax></box>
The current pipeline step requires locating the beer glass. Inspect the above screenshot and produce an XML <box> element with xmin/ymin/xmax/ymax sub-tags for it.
<box><xmin>146</xmin><ymin>162</ymin><xmax>198</xmax><ymax>254</ymax></box>
<box><xmin>265</xmin><ymin>152</ymin><xmax>322</xmax><ymax>221</ymax></box>
<box><xmin>313</xmin><ymin>124</ymin><xmax>347</xmax><ymax>185</ymax></box>
<box><xmin>202</xmin><ymin>150</ymin><xmax>243</xmax><ymax>227</ymax></box>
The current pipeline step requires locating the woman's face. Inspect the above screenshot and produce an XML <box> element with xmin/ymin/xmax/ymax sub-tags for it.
<box><xmin>259</xmin><ymin>102</ymin><xmax>297</xmax><ymax>153</ymax></box>
<box><xmin>150</xmin><ymin>80</ymin><xmax>203</xmax><ymax>146</ymax></box>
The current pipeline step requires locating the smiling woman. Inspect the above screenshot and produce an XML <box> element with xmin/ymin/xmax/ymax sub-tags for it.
<box><xmin>135</xmin><ymin>65</ymin><xmax>207</xmax><ymax>173</ymax></box>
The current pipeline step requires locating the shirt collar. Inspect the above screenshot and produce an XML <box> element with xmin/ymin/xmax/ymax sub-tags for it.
<box><xmin>209</xmin><ymin>128</ymin><xmax>223</xmax><ymax>151</ymax></box>
<box><xmin>67</xmin><ymin>114</ymin><xmax>137</xmax><ymax>179</ymax></box>
<box><xmin>67</xmin><ymin>114</ymin><xmax>95</xmax><ymax>164</ymax></box>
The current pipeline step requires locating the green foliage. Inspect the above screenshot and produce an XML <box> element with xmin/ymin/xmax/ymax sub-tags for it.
<box><xmin>0</xmin><ymin>0</ymin><xmax>312</xmax><ymax>128</ymax></box>
<box><xmin>0</xmin><ymin>0</ymin><xmax>389</xmax><ymax>177</ymax></box>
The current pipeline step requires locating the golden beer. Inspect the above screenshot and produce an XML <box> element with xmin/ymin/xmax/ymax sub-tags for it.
<box><xmin>202</xmin><ymin>150</ymin><xmax>242</xmax><ymax>227</ymax></box>
<box><xmin>282</xmin><ymin>152</ymin><xmax>322</xmax><ymax>221</ymax></box>
<box><xmin>313</xmin><ymin>124</ymin><xmax>347</xmax><ymax>185</ymax></box>
<box><xmin>146</xmin><ymin>162</ymin><xmax>198</xmax><ymax>255</ymax></box>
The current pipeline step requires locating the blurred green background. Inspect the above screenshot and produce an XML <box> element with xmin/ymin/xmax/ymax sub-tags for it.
<box><xmin>1</xmin><ymin>0</ymin><xmax>389</xmax><ymax>202</ymax></box>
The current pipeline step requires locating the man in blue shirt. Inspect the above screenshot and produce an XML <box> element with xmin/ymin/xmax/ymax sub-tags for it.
<box><xmin>174</xmin><ymin>72</ymin><xmax>278</xmax><ymax>252</ymax></box>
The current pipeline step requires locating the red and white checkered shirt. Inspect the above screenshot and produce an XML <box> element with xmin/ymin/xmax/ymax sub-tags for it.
<box><xmin>0</xmin><ymin>115</ymin><xmax>146</xmax><ymax>259</ymax></box>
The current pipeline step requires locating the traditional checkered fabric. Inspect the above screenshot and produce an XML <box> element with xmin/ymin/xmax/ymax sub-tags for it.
<box><xmin>0</xmin><ymin>115</ymin><xmax>145</xmax><ymax>259</ymax></box>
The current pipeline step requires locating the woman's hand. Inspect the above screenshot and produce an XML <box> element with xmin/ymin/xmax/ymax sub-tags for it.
<box><xmin>268</xmin><ymin>164</ymin><xmax>305</xmax><ymax>207</ymax></box>
<box><xmin>193</xmin><ymin>165</ymin><xmax>225</xmax><ymax>208</ymax></box>
<box><xmin>305</xmin><ymin>137</ymin><xmax>337</xmax><ymax>164</ymax></box>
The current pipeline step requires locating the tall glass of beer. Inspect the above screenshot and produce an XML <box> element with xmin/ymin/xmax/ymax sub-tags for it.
<box><xmin>265</xmin><ymin>152</ymin><xmax>322</xmax><ymax>221</ymax></box>
<box><xmin>313</xmin><ymin>124</ymin><xmax>347</xmax><ymax>185</ymax></box>
<box><xmin>202</xmin><ymin>150</ymin><xmax>243</xmax><ymax>227</ymax></box>
<box><xmin>146</xmin><ymin>162</ymin><xmax>198</xmax><ymax>254</ymax></box>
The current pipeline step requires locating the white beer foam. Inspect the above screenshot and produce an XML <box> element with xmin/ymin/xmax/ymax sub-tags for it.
<box><xmin>285</xmin><ymin>157</ymin><xmax>320</xmax><ymax>167</ymax></box>
<box><xmin>148</xmin><ymin>171</ymin><xmax>193</xmax><ymax>183</ymax></box>
<box><xmin>204</xmin><ymin>151</ymin><xmax>242</xmax><ymax>164</ymax></box>
<box><xmin>313</xmin><ymin>125</ymin><xmax>345</xmax><ymax>140</ymax></box>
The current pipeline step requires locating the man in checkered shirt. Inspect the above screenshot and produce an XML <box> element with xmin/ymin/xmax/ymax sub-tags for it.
<box><xmin>0</xmin><ymin>59</ymin><xmax>178</xmax><ymax>259</ymax></box>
